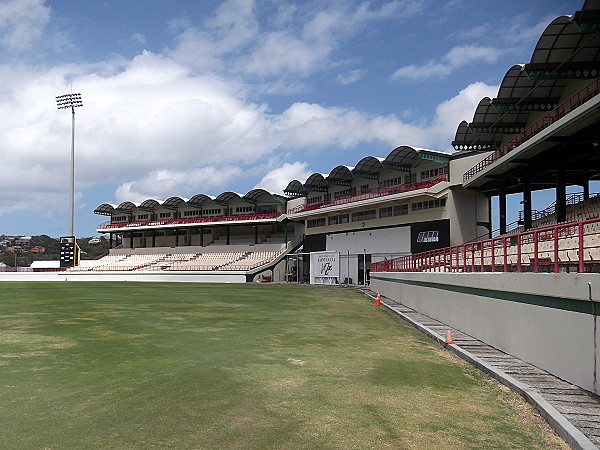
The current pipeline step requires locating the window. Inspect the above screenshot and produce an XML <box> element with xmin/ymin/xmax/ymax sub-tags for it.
<box><xmin>183</xmin><ymin>210</ymin><xmax>201</xmax><ymax>217</ymax></box>
<box><xmin>411</xmin><ymin>198</ymin><xmax>446</xmax><ymax>211</ymax></box>
<box><xmin>334</xmin><ymin>188</ymin><xmax>352</xmax><ymax>200</ymax></box>
<box><xmin>339</xmin><ymin>214</ymin><xmax>349</xmax><ymax>224</ymax></box>
<box><xmin>360</xmin><ymin>184</ymin><xmax>370</xmax><ymax>194</ymax></box>
<box><xmin>307</xmin><ymin>218</ymin><xmax>326</xmax><ymax>228</ymax></box>
<box><xmin>328</xmin><ymin>216</ymin><xmax>338</xmax><ymax>225</ymax></box>
<box><xmin>235</xmin><ymin>206</ymin><xmax>255</xmax><ymax>213</ymax></box>
<box><xmin>379</xmin><ymin>177</ymin><xmax>403</xmax><ymax>189</ymax></box>
<box><xmin>420</xmin><ymin>166</ymin><xmax>448</xmax><ymax>180</ymax></box>
<box><xmin>417</xmin><ymin>231</ymin><xmax>439</xmax><ymax>243</ymax></box>
<box><xmin>159</xmin><ymin>212</ymin><xmax>172</xmax><ymax>219</ymax></box>
<box><xmin>258</xmin><ymin>204</ymin><xmax>278</xmax><ymax>213</ymax></box>
<box><xmin>379</xmin><ymin>207</ymin><xmax>393</xmax><ymax>218</ymax></box>
<box><xmin>203</xmin><ymin>208</ymin><xmax>221</xmax><ymax>216</ymax></box>
<box><xmin>137</xmin><ymin>214</ymin><xmax>149</xmax><ymax>220</ymax></box>
<box><xmin>394</xmin><ymin>204</ymin><xmax>409</xmax><ymax>216</ymax></box>
<box><xmin>307</xmin><ymin>196</ymin><xmax>322</xmax><ymax>205</ymax></box>
<box><xmin>112</xmin><ymin>216</ymin><xmax>126</xmax><ymax>223</ymax></box>
<box><xmin>351</xmin><ymin>210</ymin><xmax>376</xmax><ymax>222</ymax></box>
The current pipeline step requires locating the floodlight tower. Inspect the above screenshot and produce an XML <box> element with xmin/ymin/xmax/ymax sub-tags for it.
<box><xmin>56</xmin><ymin>93</ymin><xmax>83</xmax><ymax>237</ymax></box>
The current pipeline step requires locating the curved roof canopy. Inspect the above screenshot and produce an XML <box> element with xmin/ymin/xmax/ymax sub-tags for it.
<box><xmin>523</xmin><ymin>15</ymin><xmax>600</xmax><ymax>79</ymax></box>
<box><xmin>452</xmin><ymin>121</ymin><xmax>501</xmax><ymax>151</ymax></box>
<box><xmin>468</xmin><ymin>97</ymin><xmax>528</xmax><ymax>135</ymax></box>
<box><xmin>115</xmin><ymin>201</ymin><xmax>138</xmax><ymax>213</ymax></box>
<box><xmin>353</xmin><ymin>156</ymin><xmax>384</xmax><ymax>178</ymax></box>
<box><xmin>162</xmin><ymin>196</ymin><xmax>187</xmax><ymax>210</ymax></box>
<box><xmin>284</xmin><ymin>180</ymin><xmax>306</xmax><ymax>197</ymax></box>
<box><xmin>215</xmin><ymin>192</ymin><xmax>242</xmax><ymax>203</ymax></box>
<box><xmin>384</xmin><ymin>146</ymin><xmax>419</xmax><ymax>168</ymax></box>
<box><xmin>188</xmin><ymin>194</ymin><xmax>216</xmax><ymax>208</ymax></box>
<box><xmin>327</xmin><ymin>165</ymin><xmax>353</xmax><ymax>186</ymax></box>
<box><xmin>139</xmin><ymin>199</ymin><xmax>161</xmax><ymax>211</ymax></box>
<box><xmin>243</xmin><ymin>189</ymin><xmax>287</xmax><ymax>203</ymax></box>
<box><xmin>94</xmin><ymin>203</ymin><xmax>116</xmax><ymax>216</ymax></box>
<box><xmin>492</xmin><ymin>65</ymin><xmax>565</xmax><ymax>112</ymax></box>
<box><xmin>304</xmin><ymin>173</ymin><xmax>328</xmax><ymax>191</ymax></box>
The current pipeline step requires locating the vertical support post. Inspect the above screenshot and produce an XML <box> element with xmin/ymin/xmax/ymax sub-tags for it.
<box><xmin>499</xmin><ymin>189</ymin><xmax>507</xmax><ymax>236</ymax></box>
<box><xmin>579</xmin><ymin>221</ymin><xmax>585</xmax><ymax>273</ymax></box>
<box><xmin>523</xmin><ymin>179</ymin><xmax>532</xmax><ymax>231</ymax></box>
<box><xmin>556</xmin><ymin>166</ymin><xmax>566</xmax><ymax>223</ymax></box>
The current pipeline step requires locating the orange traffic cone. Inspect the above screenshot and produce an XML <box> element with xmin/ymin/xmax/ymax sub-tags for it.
<box><xmin>445</xmin><ymin>330</ymin><xmax>454</xmax><ymax>344</ymax></box>
<box><xmin>374</xmin><ymin>292</ymin><xmax>381</xmax><ymax>306</ymax></box>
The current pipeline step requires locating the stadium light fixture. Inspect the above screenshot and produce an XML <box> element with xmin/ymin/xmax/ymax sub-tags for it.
<box><xmin>56</xmin><ymin>93</ymin><xmax>83</xmax><ymax>237</ymax></box>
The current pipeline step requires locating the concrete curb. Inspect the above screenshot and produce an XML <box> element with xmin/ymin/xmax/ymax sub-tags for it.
<box><xmin>361</xmin><ymin>290</ymin><xmax>597</xmax><ymax>450</ymax></box>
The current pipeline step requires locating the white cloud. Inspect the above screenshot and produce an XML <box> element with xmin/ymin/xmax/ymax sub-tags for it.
<box><xmin>253</xmin><ymin>162</ymin><xmax>312</xmax><ymax>194</ymax></box>
<box><xmin>337</xmin><ymin>69</ymin><xmax>366</xmax><ymax>85</ymax></box>
<box><xmin>169</xmin><ymin>0</ymin><xmax>425</xmax><ymax>81</ymax></box>
<box><xmin>0</xmin><ymin>0</ymin><xmax>50</xmax><ymax>53</ymax></box>
<box><xmin>391</xmin><ymin>45</ymin><xmax>502</xmax><ymax>81</ymax></box>
<box><xmin>131</xmin><ymin>33</ymin><xmax>146</xmax><ymax>46</ymax></box>
<box><xmin>0</xmin><ymin>0</ymin><xmax>497</xmax><ymax>220</ymax></box>
<box><xmin>427</xmin><ymin>81</ymin><xmax>499</xmax><ymax>151</ymax></box>
<box><xmin>115</xmin><ymin>166</ymin><xmax>244</xmax><ymax>202</ymax></box>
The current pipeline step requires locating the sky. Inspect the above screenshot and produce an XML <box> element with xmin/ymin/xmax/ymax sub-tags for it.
<box><xmin>0</xmin><ymin>0</ymin><xmax>585</xmax><ymax>237</ymax></box>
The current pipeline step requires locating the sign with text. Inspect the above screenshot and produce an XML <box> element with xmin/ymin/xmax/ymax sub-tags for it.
<box><xmin>310</xmin><ymin>251</ymin><xmax>340</xmax><ymax>285</ymax></box>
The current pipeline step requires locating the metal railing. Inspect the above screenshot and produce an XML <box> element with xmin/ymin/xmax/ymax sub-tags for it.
<box><xmin>463</xmin><ymin>78</ymin><xmax>600</xmax><ymax>183</ymax></box>
<box><xmin>371</xmin><ymin>217</ymin><xmax>600</xmax><ymax>274</ymax></box>
<box><xmin>287</xmin><ymin>174</ymin><xmax>448</xmax><ymax>215</ymax></box>
<box><xmin>98</xmin><ymin>211</ymin><xmax>283</xmax><ymax>230</ymax></box>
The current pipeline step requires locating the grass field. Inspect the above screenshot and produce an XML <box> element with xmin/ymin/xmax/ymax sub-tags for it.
<box><xmin>0</xmin><ymin>282</ymin><xmax>564</xmax><ymax>449</ymax></box>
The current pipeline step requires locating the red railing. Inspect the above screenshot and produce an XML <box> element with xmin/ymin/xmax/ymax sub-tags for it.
<box><xmin>98</xmin><ymin>211</ymin><xmax>282</xmax><ymax>230</ymax></box>
<box><xmin>288</xmin><ymin>174</ymin><xmax>448</xmax><ymax>215</ymax></box>
<box><xmin>371</xmin><ymin>218</ymin><xmax>600</xmax><ymax>274</ymax></box>
<box><xmin>463</xmin><ymin>78</ymin><xmax>600</xmax><ymax>183</ymax></box>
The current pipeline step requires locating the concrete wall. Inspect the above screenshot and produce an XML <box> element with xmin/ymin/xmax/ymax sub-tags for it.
<box><xmin>371</xmin><ymin>271</ymin><xmax>600</xmax><ymax>394</ymax></box>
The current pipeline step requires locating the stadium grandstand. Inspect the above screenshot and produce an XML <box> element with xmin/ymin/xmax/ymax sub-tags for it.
<box><xmin>40</xmin><ymin>0</ymin><xmax>588</xmax><ymax>420</ymax></box>
<box><xmin>85</xmin><ymin>0</ymin><xmax>599</xmax><ymax>287</ymax></box>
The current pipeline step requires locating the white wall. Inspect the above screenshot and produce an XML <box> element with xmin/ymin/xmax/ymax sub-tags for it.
<box><xmin>326</xmin><ymin>226</ymin><xmax>411</xmax><ymax>257</ymax></box>
<box><xmin>371</xmin><ymin>271</ymin><xmax>600</xmax><ymax>394</ymax></box>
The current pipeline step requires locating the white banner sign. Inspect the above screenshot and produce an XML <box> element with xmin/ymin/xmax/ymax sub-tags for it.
<box><xmin>310</xmin><ymin>251</ymin><xmax>340</xmax><ymax>285</ymax></box>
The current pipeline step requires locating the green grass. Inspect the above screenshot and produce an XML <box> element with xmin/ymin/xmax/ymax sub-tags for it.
<box><xmin>0</xmin><ymin>282</ymin><xmax>562</xmax><ymax>449</ymax></box>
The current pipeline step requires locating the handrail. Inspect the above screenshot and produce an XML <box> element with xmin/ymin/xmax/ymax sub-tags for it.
<box><xmin>463</xmin><ymin>78</ymin><xmax>600</xmax><ymax>183</ymax></box>
<box><xmin>371</xmin><ymin>217</ymin><xmax>600</xmax><ymax>274</ymax></box>
<box><xmin>97</xmin><ymin>211</ymin><xmax>283</xmax><ymax>230</ymax></box>
<box><xmin>287</xmin><ymin>174</ymin><xmax>448</xmax><ymax>215</ymax></box>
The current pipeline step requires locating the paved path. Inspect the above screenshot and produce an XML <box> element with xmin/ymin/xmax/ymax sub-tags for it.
<box><xmin>360</xmin><ymin>289</ymin><xmax>600</xmax><ymax>450</ymax></box>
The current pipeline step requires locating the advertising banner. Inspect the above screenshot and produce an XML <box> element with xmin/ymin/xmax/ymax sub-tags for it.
<box><xmin>310</xmin><ymin>251</ymin><xmax>340</xmax><ymax>285</ymax></box>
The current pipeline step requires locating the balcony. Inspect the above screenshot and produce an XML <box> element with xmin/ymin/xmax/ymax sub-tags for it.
<box><xmin>287</xmin><ymin>174</ymin><xmax>448</xmax><ymax>215</ymax></box>
<box><xmin>98</xmin><ymin>211</ymin><xmax>283</xmax><ymax>231</ymax></box>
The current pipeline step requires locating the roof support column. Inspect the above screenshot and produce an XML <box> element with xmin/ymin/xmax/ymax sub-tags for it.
<box><xmin>582</xmin><ymin>179</ymin><xmax>590</xmax><ymax>200</ymax></box>
<box><xmin>499</xmin><ymin>188</ymin><xmax>507</xmax><ymax>236</ymax></box>
<box><xmin>151</xmin><ymin>230</ymin><xmax>156</xmax><ymax>248</ymax></box>
<box><xmin>254</xmin><ymin>225</ymin><xmax>258</xmax><ymax>245</ymax></box>
<box><xmin>523</xmin><ymin>179</ymin><xmax>532</xmax><ymax>231</ymax></box>
<box><xmin>226</xmin><ymin>226</ymin><xmax>230</xmax><ymax>245</ymax></box>
<box><xmin>200</xmin><ymin>228</ymin><xmax>204</xmax><ymax>247</ymax></box>
<box><xmin>556</xmin><ymin>166</ymin><xmax>566</xmax><ymax>223</ymax></box>
<box><xmin>130</xmin><ymin>232</ymin><xmax>135</xmax><ymax>249</ymax></box>
<box><xmin>109</xmin><ymin>233</ymin><xmax>113</xmax><ymax>248</ymax></box>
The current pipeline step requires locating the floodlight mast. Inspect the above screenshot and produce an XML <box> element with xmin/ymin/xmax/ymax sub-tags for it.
<box><xmin>56</xmin><ymin>93</ymin><xmax>83</xmax><ymax>237</ymax></box>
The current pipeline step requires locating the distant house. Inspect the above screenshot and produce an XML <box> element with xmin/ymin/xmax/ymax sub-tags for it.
<box><xmin>30</xmin><ymin>246</ymin><xmax>45</xmax><ymax>254</ymax></box>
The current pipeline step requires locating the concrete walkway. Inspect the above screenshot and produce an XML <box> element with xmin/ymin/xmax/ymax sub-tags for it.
<box><xmin>360</xmin><ymin>289</ymin><xmax>600</xmax><ymax>450</ymax></box>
